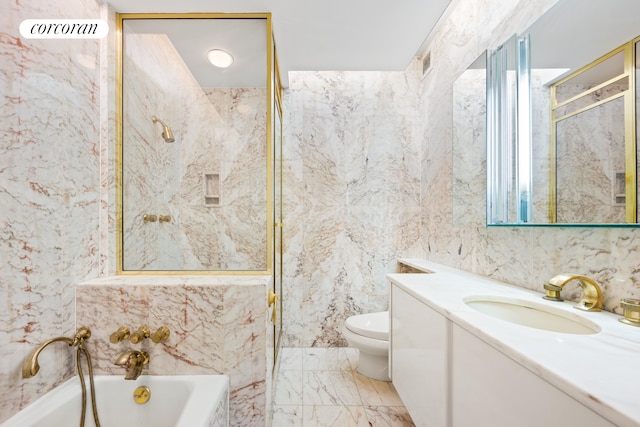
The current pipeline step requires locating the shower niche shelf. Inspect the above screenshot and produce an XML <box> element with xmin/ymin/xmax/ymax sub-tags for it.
<box><xmin>204</xmin><ymin>173</ymin><xmax>220</xmax><ymax>207</ymax></box>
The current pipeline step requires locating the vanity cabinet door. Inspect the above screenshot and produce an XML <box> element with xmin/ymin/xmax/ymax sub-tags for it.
<box><xmin>391</xmin><ymin>284</ymin><xmax>449</xmax><ymax>427</ymax></box>
<box><xmin>451</xmin><ymin>325</ymin><xmax>615</xmax><ymax>427</ymax></box>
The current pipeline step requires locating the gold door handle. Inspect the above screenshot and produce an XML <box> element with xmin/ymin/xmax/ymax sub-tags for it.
<box><xmin>268</xmin><ymin>290</ymin><xmax>278</xmax><ymax>324</ymax></box>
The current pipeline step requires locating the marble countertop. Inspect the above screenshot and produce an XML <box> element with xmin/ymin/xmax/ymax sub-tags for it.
<box><xmin>388</xmin><ymin>258</ymin><xmax>640</xmax><ymax>427</ymax></box>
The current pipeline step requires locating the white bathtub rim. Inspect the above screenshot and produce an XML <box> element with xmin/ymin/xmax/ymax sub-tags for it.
<box><xmin>0</xmin><ymin>374</ymin><xmax>229</xmax><ymax>427</ymax></box>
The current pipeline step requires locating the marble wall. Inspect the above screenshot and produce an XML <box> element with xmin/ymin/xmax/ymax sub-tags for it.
<box><xmin>281</xmin><ymin>0</ymin><xmax>640</xmax><ymax>350</ymax></box>
<box><xmin>282</xmin><ymin>70</ymin><xmax>423</xmax><ymax>347</ymax></box>
<box><xmin>76</xmin><ymin>276</ymin><xmax>270</xmax><ymax>427</ymax></box>
<box><xmin>0</xmin><ymin>0</ymin><xmax>102</xmax><ymax>423</ymax></box>
<box><xmin>419</xmin><ymin>0</ymin><xmax>640</xmax><ymax>311</ymax></box>
<box><xmin>122</xmin><ymin>31</ymin><xmax>267</xmax><ymax>271</ymax></box>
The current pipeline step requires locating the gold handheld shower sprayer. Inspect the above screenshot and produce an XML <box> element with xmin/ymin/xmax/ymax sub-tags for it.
<box><xmin>151</xmin><ymin>115</ymin><xmax>175</xmax><ymax>143</ymax></box>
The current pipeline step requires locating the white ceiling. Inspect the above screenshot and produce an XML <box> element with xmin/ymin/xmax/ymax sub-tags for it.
<box><xmin>526</xmin><ymin>0</ymin><xmax>640</xmax><ymax>84</ymax></box>
<box><xmin>107</xmin><ymin>0</ymin><xmax>453</xmax><ymax>87</ymax></box>
<box><xmin>124</xmin><ymin>18</ymin><xmax>267</xmax><ymax>88</ymax></box>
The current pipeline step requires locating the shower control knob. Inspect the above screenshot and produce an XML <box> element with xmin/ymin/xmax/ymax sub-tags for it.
<box><xmin>130</xmin><ymin>326</ymin><xmax>150</xmax><ymax>344</ymax></box>
<box><xmin>110</xmin><ymin>326</ymin><xmax>130</xmax><ymax>344</ymax></box>
<box><xmin>143</xmin><ymin>214</ymin><xmax>158</xmax><ymax>223</ymax></box>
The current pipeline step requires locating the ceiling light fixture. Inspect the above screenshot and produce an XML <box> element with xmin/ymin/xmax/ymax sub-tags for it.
<box><xmin>207</xmin><ymin>49</ymin><xmax>234</xmax><ymax>68</ymax></box>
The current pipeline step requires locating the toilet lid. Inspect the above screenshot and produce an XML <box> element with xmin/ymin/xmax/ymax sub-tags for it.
<box><xmin>345</xmin><ymin>311</ymin><xmax>389</xmax><ymax>340</ymax></box>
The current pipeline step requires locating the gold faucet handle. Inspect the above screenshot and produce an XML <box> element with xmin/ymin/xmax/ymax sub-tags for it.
<box><xmin>151</xmin><ymin>326</ymin><xmax>170</xmax><ymax>343</ymax></box>
<box><xmin>542</xmin><ymin>282</ymin><xmax>563</xmax><ymax>302</ymax></box>
<box><xmin>620</xmin><ymin>298</ymin><xmax>640</xmax><ymax>326</ymax></box>
<box><xmin>110</xmin><ymin>326</ymin><xmax>130</xmax><ymax>344</ymax></box>
<box><xmin>130</xmin><ymin>326</ymin><xmax>150</xmax><ymax>344</ymax></box>
<box><xmin>143</xmin><ymin>214</ymin><xmax>158</xmax><ymax>223</ymax></box>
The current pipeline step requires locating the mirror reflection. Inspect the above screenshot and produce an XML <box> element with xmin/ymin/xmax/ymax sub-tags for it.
<box><xmin>476</xmin><ymin>0</ymin><xmax>640</xmax><ymax>225</ymax></box>
<box><xmin>551</xmin><ymin>46</ymin><xmax>630</xmax><ymax>223</ymax></box>
<box><xmin>119</xmin><ymin>15</ymin><xmax>271</xmax><ymax>271</ymax></box>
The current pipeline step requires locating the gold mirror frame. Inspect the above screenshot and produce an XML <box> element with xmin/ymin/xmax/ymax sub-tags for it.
<box><xmin>115</xmin><ymin>13</ymin><xmax>276</xmax><ymax>275</ymax></box>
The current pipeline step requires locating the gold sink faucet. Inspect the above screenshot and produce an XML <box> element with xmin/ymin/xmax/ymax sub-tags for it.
<box><xmin>543</xmin><ymin>274</ymin><xmax>603</xmax><ymax>312</ymax></box>
<box><xmin>114</xmin><ymin>350</ymin><xmax>149</xmax><ymax>380</ymax></box>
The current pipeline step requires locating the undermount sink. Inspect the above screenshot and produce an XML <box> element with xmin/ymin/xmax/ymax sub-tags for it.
<box><xmin>464</xmin><ymin>295</ymin><xmax>600</xmax><ymax>335</ymax></box>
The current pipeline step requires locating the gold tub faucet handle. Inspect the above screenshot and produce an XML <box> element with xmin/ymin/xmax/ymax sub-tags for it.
<box><xmin>110</xmin><ymin>326</ymin><xmax>130</xmax><ymax>344</ymax></box>
<box><xmin>151</xmin><ymin>326</ymin><xmax>170</xmax><ymax>343</ymax></box>
<box><xmin>130</xmin><ymin>326</ymin><xmax>150</xmax><ymax>344</ymax></box>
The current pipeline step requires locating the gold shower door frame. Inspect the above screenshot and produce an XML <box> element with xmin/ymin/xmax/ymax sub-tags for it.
<box><xmin>115</xmin><ymin>13</ymin><xmax>278</xmax><ymax>275</ymax></box>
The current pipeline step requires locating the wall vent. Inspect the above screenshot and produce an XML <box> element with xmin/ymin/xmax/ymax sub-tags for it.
<box><xmin>422</xmin><ymin>51</ymin><xmax>432</xmax><ymax>77</ymax></box>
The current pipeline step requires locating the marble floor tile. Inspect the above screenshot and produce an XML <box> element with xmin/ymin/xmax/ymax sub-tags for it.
<box><xmin>303</xmin><ymin>370</ymin><xmax>362</xmax><ymax>406</ymax></box>
<box><xmin>274</xmin><ymin>370</ymin><xmax>304</xmax><ymax>405</ymax></box>
<box><xmin>303</xmin><ymin>347</ymin><xmax>358</xmax><ymax>370</ymax></box>
<box><xmin>280</xmin><ymin>347</ymin><xmax>304</xmax><ymax>371</ymax></box>
<box><xmin>271</xmin><ymin>347</ymin><xmax>415</xmax><ymax>426</ymax></box>
<box><xmin>353</xmin><ymin>372</ymin><xmax>404</xmax><ymax>406</ymax></box>
<box><xmin>364</xmin><ymin>406</ymin><xmax>415</xmax><ymax>427</ymax></box>
<box><xmin>302</xmin><ymin>405</ymin><xmax>369</xmax><ymax>427</ymax></box>
<box><xmin>272</xmin><ymin>405</ymin><xmax>303</xmax><ymax>426</ymax></box>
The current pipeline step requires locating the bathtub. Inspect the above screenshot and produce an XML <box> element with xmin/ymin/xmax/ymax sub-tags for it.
<box><xmin>1</xmin><ymin>375</ymin><xmax>229</xmax><ymax>427</ymax></box>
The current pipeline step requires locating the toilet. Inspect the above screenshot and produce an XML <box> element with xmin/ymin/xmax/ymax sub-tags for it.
<box><xmin>343</xmin><ymin>311</ymin><xmax>389</xmax><ymax>381</ymax></box>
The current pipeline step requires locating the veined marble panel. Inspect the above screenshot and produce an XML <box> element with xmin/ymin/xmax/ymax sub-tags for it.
<box><xmin>0</xmin><ymin>0</ymin><xmax>102</xmax><ymax>423</ymax></box>
<box><xmin>99</xmin><ymin>5</ymin><xmax>117</xmax><ymax>277</ymax></box>
<box><xmin>76</xmin><ymin>275</ymin><xmax>270</xmax><ymax>427</ymax></box>
<box><xmin>452</xmin><ymin>66</ymin><xmax>486</xmax><ymax>226</ymax></box>
<box><xmin>282</xmin><ymin>67</ymin><xmax>423</xmax><ymax>347</ymax></box>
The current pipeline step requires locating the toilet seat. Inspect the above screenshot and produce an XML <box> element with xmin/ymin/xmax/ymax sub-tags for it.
<box><xmin>344</xmin><ymin>311</ymin><xmax>388</xmax><ymax>341</ymax></box>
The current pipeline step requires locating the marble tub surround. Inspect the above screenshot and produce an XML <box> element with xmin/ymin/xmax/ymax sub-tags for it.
<box><xmin>75</xmin><ymin>275</ymin><xmax>271</xmax><ymax>427</ymax></box>
<box><xmin>389</xmin><ymin>260</ymin><xmax>640</xmax><ymax>427</ymax></box>
<box><xmin>272</xmin><ymin>347</ymin><xmax>414</xmax><ymax>426</ymax></box>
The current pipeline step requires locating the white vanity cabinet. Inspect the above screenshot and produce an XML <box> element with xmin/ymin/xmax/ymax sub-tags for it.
<box><xmin>390</xmin><ymin>281</ymin><xmax>616</xmax><ymax>427</ymax></box>
<box><xmin>391</xmin><ymin>283</ymin><xmax>449</xmax><ymax>427</ymax></box>
<box><xmin>451</xmin><ymin>325</ymin><xmax>614</xmax><ymax>427</ymax></box>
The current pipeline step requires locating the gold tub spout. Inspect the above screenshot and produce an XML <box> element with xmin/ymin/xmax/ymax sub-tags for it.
<box><xmin>22</xmin><ymin>327</ymin><xmax>91</xmax><ymax>378</ymax></box>
<box><xmin>114</xmin><ymin>350</ymin><xmax>149</xmax><ymax>380</ymax></box>
<box><xmin>543</xmin><ymin>274</ymin><xmax>603</xmax><ymax>312</ymax></box>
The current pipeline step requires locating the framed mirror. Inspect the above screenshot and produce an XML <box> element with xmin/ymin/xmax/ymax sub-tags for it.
<box><xmin>481</xmin><ymin>0</ymin><xmax>640</xmax><ymax>226</ymax></box>
<box><xmin>116</xmin><ymin>13</ymin><xmax>277</xmax><ymax>272</ymax></box>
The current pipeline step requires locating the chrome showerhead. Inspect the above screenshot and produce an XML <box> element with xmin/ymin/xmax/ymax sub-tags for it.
<box><xmin>151</xmin><ymin>115</ymin><xmax>175</xmax><ymax>143</ymax></box>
